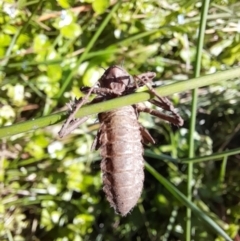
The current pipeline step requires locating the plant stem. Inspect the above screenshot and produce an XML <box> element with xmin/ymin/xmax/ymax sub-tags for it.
<box><xmin>0</xmin><ymin>67</ymin><xmax>240</xmax><ymax>138</ymax></box>
<box><xmin>186</xmin><ymin>0</ymin><xmax>210</xmax><ymax>240</ymax></box>
<box><xmin>57</xmin><ymin>1</ymin><xmax>122</xmax><ymax>98</ymax></box>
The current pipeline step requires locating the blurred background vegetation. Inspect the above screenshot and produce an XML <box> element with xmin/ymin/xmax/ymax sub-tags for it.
<box><xmin>0</xmin><ymin>0</ymin><xmax>240</xmax><ymax>240</ymax></box>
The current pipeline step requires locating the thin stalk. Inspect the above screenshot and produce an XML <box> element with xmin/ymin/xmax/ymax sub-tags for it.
<box><xmin>181</xmin><ymin>148</ymin><xmax>240</xmax><ymax>164</ymax></box>
<box><xmin>187</xmin><ymin>1</ymin><xmax>210</xmax><ymax>240</ymax></box>
<box><xmin>57</xmin><ymin>1</ymin><xmax>122</xmax><ymax>98</ymax></box>
<box><xmin>145</xmin><ymin>162</ymin><xmax>232</xmax><ymax>241</ymax></box>
<box><xmin>219</xmin><ymin>155</ymin><xmax>228</xmax><ymax>184</ymax></box>
<box><xmin>2</xmin><ymin>0</ymin><xmax>44</xmax><ymax>66</ymax></box>
<box><xmin>145</xmin><ymin>147</ymin><xmax>240</xmax><ymax>164</ymax></box>
<box><xmin>0</xmin><ymin>67</ymin><xmax>240</xmax><ymax>138</ymax></box>
<box><xmin>0</xmin><ymin>49</ymin><xmax>120</xmax><ymax>70</ymax></box>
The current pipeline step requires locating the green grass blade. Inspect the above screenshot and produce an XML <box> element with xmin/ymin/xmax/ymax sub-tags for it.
<box><xmin>181</xmin><ymin>147</ymin><xmax>240</xmax><ymax>163</ymax></box>
<box><xmin>1</xmin><ymin>0</ymin><xmax>44</xmax><ymax>66</ymax></box>
<box><xmin>57</xmin><ymin>1</ymin><xmax>122</xmax><ymax>98</ymax></box>
<box><xmin>145</xmin><ymin>147</ymin><xmax>240</xmax><ymax>165</ymax></box>
<box><xmin>144</xmin><ymin>150</ymin><xmax>178</xmax><ymax>163</ymax></box>
<box><xmin>0</xmin><ymin>67</ymin><xmax>240</xmax><ymax>138</ymax></box>
<box><xmin>187</xmin><ymin>0</ymin><xmax>210</xmax><ymax>239</ymax></box>
<box><xmin>219</xmin><ymin>155</ymin><xmax>228</xmax><ymax>184</ymax></box>
<box><xmin>145</xmin><ymin>162</ymin><xmax>233</xmax><ymax>241</ymax></box>
<box><xmin>0</xmin><ymin>49</ymin><xmax>119</xmax><ymax>70</ymax></box>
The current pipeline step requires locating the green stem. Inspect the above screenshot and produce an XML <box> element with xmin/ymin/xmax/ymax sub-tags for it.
<box><xmin>181</xmin><ymin>148</ymin><xmax>240</xmax><ymax>164</ymax></box>
<box><xmin>187</xmin><ymin>0</ymin><xmax>210</xmax><ymax>240</ymax></box>
<box><xmin>219</xmin><ymin>155</ymin><xmax>228</xmax><ymax>184</ymax></box>
<box><xmin>57</xmin><ymin>1</ymin><xmax>122</xmax><ymax>98</ymax></box>
<box><xmin>2</xmin><ymin>0</ymin><xmax>44</xmax><ymax>66</ymax></box>
<box><xmin>0</xmin><ymin>67</ymin><xmax>240</xmax><ymax>138</ymax></box>
<box><xmin>145</xmin><ymin>147</ymin><xmax>240</xmax><ymax>164</ymax></box>
<box><xmin>145</xmin><ymin>162</ymin><xmax>232</xmax><ymax>241</ymax></box>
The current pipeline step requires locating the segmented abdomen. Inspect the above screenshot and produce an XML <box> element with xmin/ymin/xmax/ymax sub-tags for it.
<box><xmin>98</xmin><ymin>106</ymin><xmax>144</xmax><ymax>216</ymax></box>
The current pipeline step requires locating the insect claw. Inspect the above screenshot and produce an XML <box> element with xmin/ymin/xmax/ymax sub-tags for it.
<box><xmin>66</xmin><ymin>102</ymin><xmax>72</xmax><ymax>111</ymax></box>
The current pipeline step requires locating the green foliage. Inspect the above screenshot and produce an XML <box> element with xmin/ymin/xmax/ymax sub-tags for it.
<box><xmin>1</xmin><ymin>0</ymin><xmax>240</xmax><ymax>241</ymax></box>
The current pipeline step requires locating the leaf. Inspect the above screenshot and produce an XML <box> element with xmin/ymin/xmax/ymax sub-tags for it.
<box><xmin>47</xmin><ymin>65</ymin><xmax>63</xmax><ymax>82</ymax></box>
<box><xmin>210</xmin><ymin>39</ymin><xmax>233</xmax><ymax>56</ymax></box>
<box><xmin>61</xmin><ymin>23</ymin><xmax>82</xmax><ymax>39</ymax></box>
<box><xmin>0</xmin><ymin>33</ymin><xmax>11</xmax><ymax>47</ymax></box>
<box><xmin>92</xmin><ymin>0</ymin><xmax>110</xmax><ymax>14</ymax></box>
<box><xmin>57</xmin><ymin>0</ymin><xmax>71</xmax><ymax>8</ymax></box>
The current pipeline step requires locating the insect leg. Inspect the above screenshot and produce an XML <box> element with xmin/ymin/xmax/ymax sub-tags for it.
<box><xmin>134</xmin><ymin>74</ymin><xmax>174</xmax><ymax>111</ymax></box>
<box><xmin>58</xmin><ymin>116</ymin><xmax>90</xmax><ymax>138</ymax></box>
<box><xmin>59</xmin><ymin>87</ymin><xmax>112</xmax><ymax>138</ymax></box>
<box><xmin>139</xmin><ymin>125</ymin><xmax>155</xmax><ymax>144</ymax></box>
<box><xmin>91</xmin><ymin>124</ymin><xmax>106</xmax><ymax>151</ymax></box>
<box><xmin>135</xmin><ymin>72</ymin><xmax>156</xmax><ymax>85</ymax></box>
<box><xmin>134</xmin><ymin>75</ymin><xmax>183</xmax><ymax>126</ymax></box>
<box><xmin>149</xmin><ymin>99</ymin><xmax>183</xmax><ymax>126</ymax></box>
<box><xmin>136</xmin><ymin>103</ymin><xmax>183</xmax><ymax>127</ymax></box>
<box><xmin>125</xmin><ymin>72</ymin><xmax>155</xmax><ymax>93</ymax></box>
<box><xmin>59</xmin><ymin>84</ymin><xmax>97</xmax><ymax>138</ymax></box>
<box><xmin>81</xmin><ymin>86</ymin><xmax>122</xmax><ymax>96</ymax></box>
<box><xmin>91</xmin><ymin>129</ymin><xmax>101</xmax><ymax>151</ymax></box>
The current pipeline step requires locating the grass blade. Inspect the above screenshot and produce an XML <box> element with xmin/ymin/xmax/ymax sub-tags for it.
<box><xmin>0</xmin><ymin>68</ymin><xmax>240</xmax><ymax>138</ymax></box>
<box><xmin>187</xmin><ymin>0</ymin><xmax>210</xmax><ymax>239</ymax></box>
<box><xmin>145</xmin><ymin>162</ymin><xmax>233</xmax><ymax>241</ymax></box>
<box><xmin>57</xmin><ymin>1</ymin><xmax>122</xmax><ymax>98</ymax></box>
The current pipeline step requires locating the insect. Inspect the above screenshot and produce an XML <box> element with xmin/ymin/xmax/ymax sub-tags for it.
<box><xmin>59</xmin><ymin>65</ymin><xmax>183</xmax><ymax>216</ymax></box>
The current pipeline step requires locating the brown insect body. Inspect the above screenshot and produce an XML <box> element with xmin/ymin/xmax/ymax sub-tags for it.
<box><xmin>59</xmin><ymin>65</ymin><xmax>183</xmax><ymax>216</ymax></box>
<box><xmin>95</xmin><ymin>106</ymin><xmax>145</xmax><ymax>216</ymax></box>
<box><xmin>91</xmin><ymin>67</ymin><xmax>148</xmax><ymax>216</ymax></box>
